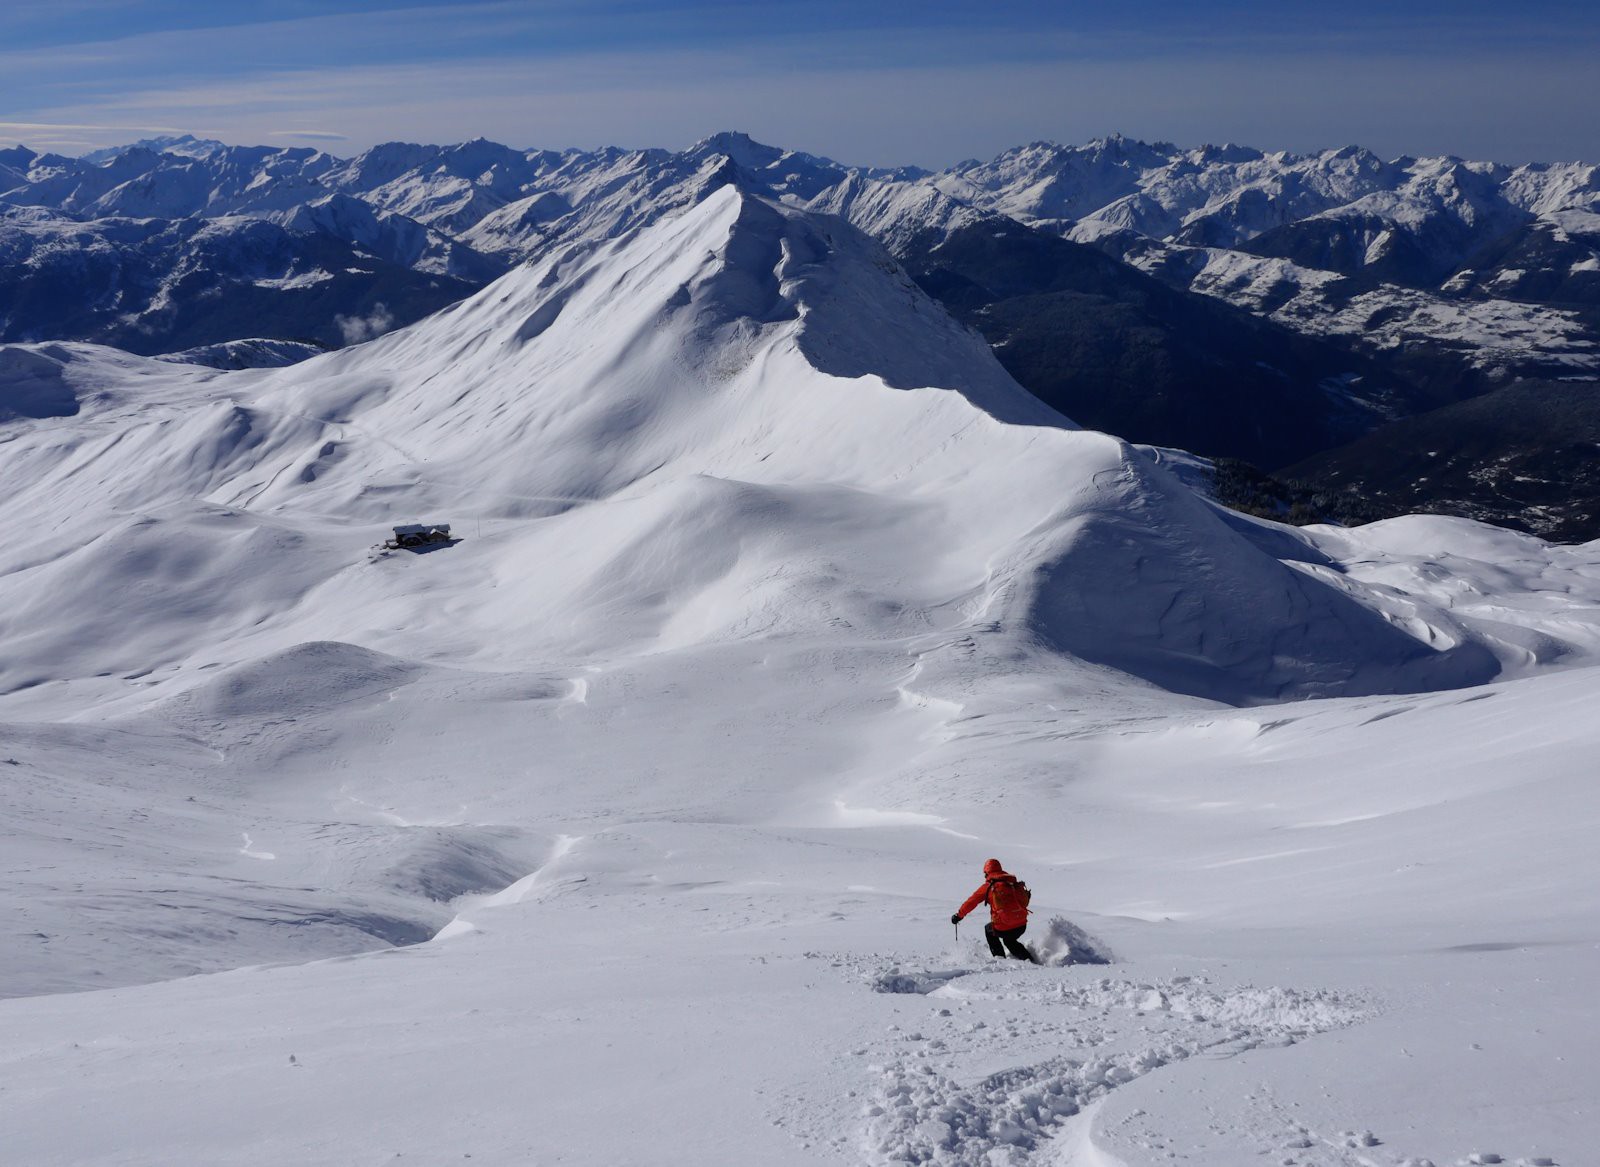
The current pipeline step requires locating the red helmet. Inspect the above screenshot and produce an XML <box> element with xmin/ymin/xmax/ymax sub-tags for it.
<box><xmin>983</xmin><ymin>858</ymin><xmax>1003</xmax><ymax>875</ymax></box>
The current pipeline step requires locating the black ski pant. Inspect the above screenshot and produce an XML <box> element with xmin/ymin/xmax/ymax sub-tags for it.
<box><xmin>985</xmin><ymin>922</ymin><xmax>1037</xmax><ymax>962</ymax></box>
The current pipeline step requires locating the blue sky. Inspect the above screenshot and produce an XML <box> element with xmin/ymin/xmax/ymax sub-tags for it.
<box><xmin>2</xmin><ymin>1</ymin><xmax>1598</xmax><ymax>164</ymax></box>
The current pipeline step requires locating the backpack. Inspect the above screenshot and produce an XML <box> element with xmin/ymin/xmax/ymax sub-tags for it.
<box><xmin>988</xmin><ymin>876</ymin><xmax>1031</xmax><ymax>917</ymax></box>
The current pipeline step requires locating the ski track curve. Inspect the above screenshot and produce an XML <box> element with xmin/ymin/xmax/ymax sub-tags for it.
<box><xmin>834</xmin><ymin>960</ymin><xmax>1369</xmax><ymax>1166</ymax></box>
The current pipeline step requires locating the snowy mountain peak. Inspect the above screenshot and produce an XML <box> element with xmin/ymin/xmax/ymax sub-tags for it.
<box><xmin>689</xmin><ymin>130</ymin><xmax>788</xmax><ymax>171</ymax></box>
<box><xmin>1185</xmin><ymin>142</ymin><xmax>1264</xmax><ymax>165</ymax></box>
<box><xmin>435</xmin><ymin>136</ymin><xmax>536</xmax><ymax>174</ymax></box>
<box><xmin>0</xmin><ymin>144</ymin><xmax>38</xmax><ymax>170</ymax></box>
<box><xmin>335</xmin><ymin>183</ymin><xmax>1057</xmax><ymax>456</ymax></box>
<box><xmin>81</xmin><ymin>133</ymin><xmax>229</xmax><ymax>164</ymax></box>
<box><xmin>1083</xmin><ymin>133</ymin><xmax>1179</xmax><ymax>158</ymax></box>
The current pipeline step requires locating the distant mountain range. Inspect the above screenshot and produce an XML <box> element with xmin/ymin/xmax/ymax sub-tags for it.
<box><xmin>3</xmin><ymin>131</ymin><xmax>1598</xmax><ymax>538</ymax></box>
<box><xmin>945</xmin><ymin>137</ymin><xmax>1600</xmax><ymax>383</ymax></box>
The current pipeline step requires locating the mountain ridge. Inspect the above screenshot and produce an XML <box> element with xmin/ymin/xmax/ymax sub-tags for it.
<box><xmin>0</xmin><ymin>184</ymin><xmax>1505</xmax><ymax>711</ymax></box>
<box><xmin>9</xmin><ymin>129</ymin><xmax>1594</xmax><ymax>369</ymax></box>
<box><xmin>5</xmin><ymin>129</ymin><xmax>1599</xmax><ymax>535</ymax></box>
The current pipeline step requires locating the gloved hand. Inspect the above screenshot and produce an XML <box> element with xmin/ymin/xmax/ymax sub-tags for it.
<box><xmin>950</xmin><ymin>913</ymin><xmax>962</xmax><ymax>925</ymax></box>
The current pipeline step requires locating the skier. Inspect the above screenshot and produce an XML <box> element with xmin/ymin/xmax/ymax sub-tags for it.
<box><xmin>951</xmin><ymin>858</ymin><xmax>1039</xmax><ymax>963</ymax></box>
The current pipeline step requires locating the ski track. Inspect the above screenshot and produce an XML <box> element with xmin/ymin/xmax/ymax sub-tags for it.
<box><xmin>818</xmin><ymin>957</ymin><xmax>1369</xmax><ymax>1166</ymax></box>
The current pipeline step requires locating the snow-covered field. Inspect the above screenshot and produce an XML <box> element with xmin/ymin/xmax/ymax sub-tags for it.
<box><xmin>1093</xmin><ymin>242</ymin><xmax>1600</xmax><ymax>381</ymax></box>
<box><xmin>3</xmin><ymin>187</ymin><xmax>1598</xmax><ymax>1166</ymax></box>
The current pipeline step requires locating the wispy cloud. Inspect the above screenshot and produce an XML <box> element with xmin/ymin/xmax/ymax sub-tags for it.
<box><xmin>0</xmin><ymin>120</ymin><xmax>193</xmax><ymax>153</ymax></box>
<box><xmin>0</xmin><ymin>120</ymin><xmax>190</xmax><ymax>134</ymax></box>
<box><xmin>268</xmin><ymin>129</ymin><xmax>349</xmax><ymax>141</ymax></box>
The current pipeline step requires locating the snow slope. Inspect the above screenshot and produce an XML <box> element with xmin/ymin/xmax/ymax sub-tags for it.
<box><xmin>2</xmin><ymin>186</ymin><xmax>1599</xmax><ymax>1167</ymax></box>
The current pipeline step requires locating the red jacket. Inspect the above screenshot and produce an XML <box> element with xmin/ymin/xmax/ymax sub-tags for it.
<box><xmin>956</xmin><ymin>863</ymin><xmax>1029</xmax><ymax>930</ymax></box>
